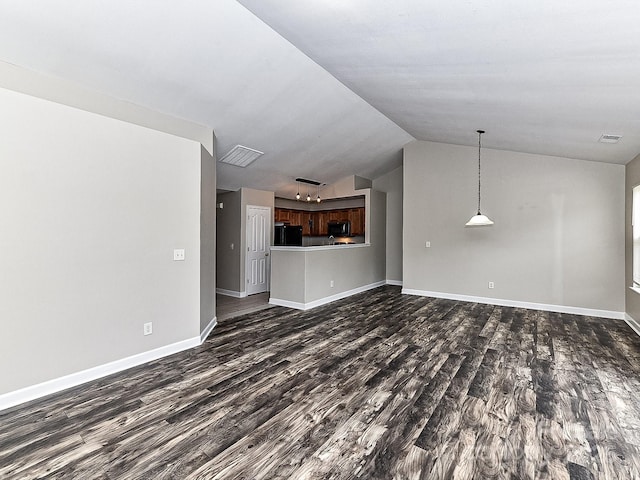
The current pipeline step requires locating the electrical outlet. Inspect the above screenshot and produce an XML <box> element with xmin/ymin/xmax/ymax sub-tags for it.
<box><xmin>143</xmin><ymin>322</ymin><xmax>153</xmax><ymax>336</ymax></box>
<box><xmin>330</xmin><ymin>280</ymin><xmax>334</xmax><ymax>288</ymax></box>
<box><xmin>488</xmin><ymin>281</ymin><xmax>495</xmax><ymax>289</ymax></box>
<box><xmin>173</xmin><ymin>249</ymin><xmax>185</xmax><ymax>261</ymax></box>
<box><xmin>425</xmin><ymin>241</ymin><xmax>431</xmax><ymax>248</ymax></box>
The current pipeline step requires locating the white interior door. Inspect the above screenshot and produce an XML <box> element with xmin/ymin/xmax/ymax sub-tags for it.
<box><xmin>246</xmin><ymin>206</ymin><xmax>270</xmax><ymax>295</ymax></box>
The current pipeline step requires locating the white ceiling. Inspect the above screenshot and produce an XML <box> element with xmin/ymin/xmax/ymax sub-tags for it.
<box><xmin>238</xmin><ymin>0</ymin><xmax>640</xmax><ymax>163</ymax></box>
<box><xmin>0</xmin><ymin>1</ymin><xmax>638</xmax><ymax>198</ymax></box>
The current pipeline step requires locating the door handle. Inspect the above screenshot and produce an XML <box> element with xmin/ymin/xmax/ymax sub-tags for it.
<box><xmin>265</xmin><ymin>253</ymin><xmax>269</xmax><ymax>256</ymax></box>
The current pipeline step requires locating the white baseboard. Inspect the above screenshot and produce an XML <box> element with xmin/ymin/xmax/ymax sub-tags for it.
<box><xmin>9</xmin><ymin>284</ymin><xmax>626</xmax><ymax>413</ymax></box>
<box><xmin>200</xmin><ymin>316</ymin><xmax>217</xmax><ymax>343</ymax></box>
<box><xmin>386</xmin><ymin>280</ymin><xmax>403</xmax><ymax>286</ymax></box>
<box><xmin>401</xmin><ymin>288</ymin><xmax>625</xmax><ymax>320</ymax></box>
<box><xmin>270</xmin><ymin>281</ymin><xmax>386</xmax><ymax>311</ymax></box>
<box><xmin>625</xmin><ymin>313</ymin><xmax>640</xmax><ymax>337</ymax></box>
<box><xmin>269</xmin><ymin>298</ymin><xmax>307</xmax><ymax>310</ymax></box>
<box><xmin>216</xmin><ymin>288</ymin><xmax>246</xmax><ymax>298</ymax></box>
<box><xmin>0</xmin><ymin>336</ymin><xmax>201</xmax><ymax>412</ymax></box>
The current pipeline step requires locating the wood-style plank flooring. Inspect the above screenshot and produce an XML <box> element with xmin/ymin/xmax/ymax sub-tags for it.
<box><xmin>2</xmin><ymin>286</ymin><xmax>640</xmax><ymax>479</ymax></box>
<box><xmin>216</xmin><ymin>292</ymin><xmax>272</xmax><ymax>322</ymax></box>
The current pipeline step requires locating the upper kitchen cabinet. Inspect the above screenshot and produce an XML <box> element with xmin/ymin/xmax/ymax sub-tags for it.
<box><xmin>291</xmin><ymin>210</ymin><xmax>303</xmax><ymax>226</ymax></box>
<box><xmin>302</xmin><ymin>211</ymin><xmax>312</xmax><ymax>236</ymax></box>
<box><xmin>274</xmin><ymin>205</ymin><xmax>365</xmax><ymax>236</ymax></box>
<box><xmin>275</xmin><ymin>208</ymin><xmax>290</xmax><ymax>223</ymax></box>
<box><xmin>315</xmin><ymin>211</ymin><xmax>327</xmax><ymax>236</ymax></box>
<box><xmin>349</xmin><ymin>208</ymin><xmax>365</xmax><ymax>236</ymax></box>
<box><xmin>327</xmin><ymin>210</ymin><xmax>348</xmax><ymax>223</ymax></box>
<box><xmin>275</xmin><ymin>208</ymin><xmax>302</xmax><ymax>226</ymax></box>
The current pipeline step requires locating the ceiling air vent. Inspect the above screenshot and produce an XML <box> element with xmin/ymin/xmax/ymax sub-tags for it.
<box><xmin>599</xmin><ymin>134</ymin><xmax>622</xmax><ymax>144</ymax></box>
<box><xmin>219</xmin><ymin>145</ymin><xmax>264</xmax><ymax>167</ymax></box>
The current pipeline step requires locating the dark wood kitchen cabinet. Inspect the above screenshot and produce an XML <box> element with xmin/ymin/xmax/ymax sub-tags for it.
<box><xmin>302</xmin><ymin>212</ymin><xmax>312</xmax><ymax>236</ymax></box>
<box><xmin>349</xmin><ymin>208</ymin><xmax>365</xmax><ymax>235</ymax></box>
<box><xmin>275</xmin><ymin>208</ymin><xmax>289</xmax><ymax>223</ymax></box>
<box><xmin>290</xmin><ymin>210</ymin><xmax>302</xmax><ymax>226</ymax></box>
<box><xmin>313</xmin><ymin>211</ymin><xmax>325</xmax><ymax>236</ymax></box>
<box><xmin>275</xmin><ymin>207</ymin><xmax>365</xmax><ymax>236</ymax></box>
<box><xmin>328</xmin><ymin>210</ymin><xmax>348</xmax><ymax>223</ymax></box>
<box><xmin>275</xmin><ymin>208</ymin><xmax>302</xmax><ymax>226</ymax></box>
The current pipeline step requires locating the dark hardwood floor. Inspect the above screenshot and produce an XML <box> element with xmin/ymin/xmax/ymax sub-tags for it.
<box><xmin>216</xmin><ymin>292</ymin><xmax>272</xmax><ymax>322</ymax></box>
<box><xmin>2</xmin><ymin>286</ymin><xmax>640</xmax><ymax>479</ymax></box>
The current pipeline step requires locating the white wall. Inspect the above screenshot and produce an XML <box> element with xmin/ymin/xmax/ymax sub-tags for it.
<box><xmin>0</xmin><ymin>86</ymin><xmax>203</xmax><ymax>396</ymax></box>
<box><xmin>373</xmin><ymin>165</ymin><xmax>403</xmax><ymax>283</ymax></box>
<box><xmin>216</xmin><ymin>190</ymin><xmax>242</xmax><ymax>293</ymax></box>
<box><xmin>200</xmin><ymin>145</ymin><xmax>217</xmax><ymax>333</ymax></box>
<box><xmin>305</xmin><ymin>189</ymin><xmax>386</xmax><ymax>302</ymax></box>
<box><xmin>403</xmin><ymin>140</ymin><xmax>625</xmax><ymax>315</ymax></box>
<box><xmin>0</xmin><ymin>60</ymin><xmax>214</xmax><ymax>154</ymax></box>
<box><xmin>626</xmin><ymin>153</ymin><xmax>640</xmax><ymax>322</ymax></box>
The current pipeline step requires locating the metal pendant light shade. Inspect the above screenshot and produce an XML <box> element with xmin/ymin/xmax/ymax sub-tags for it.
<box><xmin>466</xmin><ymin>130</ymin><xmax>494</xmax><ymax>227</ymax></box>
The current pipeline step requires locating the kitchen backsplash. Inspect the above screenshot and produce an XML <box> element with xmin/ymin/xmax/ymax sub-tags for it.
<box><xmin>302</xmin><ymin>235</ymin><xmax>365</xmax><ymax>247</ymax></box>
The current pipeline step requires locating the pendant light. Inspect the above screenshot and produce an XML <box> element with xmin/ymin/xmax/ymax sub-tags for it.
<box><xmin>294</xmin><ymin>177</ymin><xmax>322</xmax><ymax>203</ymax></box>
<box><xmin>466</xmin><ymin>129</ymin><xmax>494</xmax><ymax>227</ymax></box>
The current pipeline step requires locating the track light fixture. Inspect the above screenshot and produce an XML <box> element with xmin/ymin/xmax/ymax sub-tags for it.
<box><xmin>294</xmin><ymin>177</ymin><xmax>322</xmax><ymax>204</ymax></box>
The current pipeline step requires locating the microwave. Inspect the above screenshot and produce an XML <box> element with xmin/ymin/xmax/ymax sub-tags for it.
<box><xmin>328</xmin><ymin>221</ymin><xmax>351</xmax><ymax>237</ymax></box>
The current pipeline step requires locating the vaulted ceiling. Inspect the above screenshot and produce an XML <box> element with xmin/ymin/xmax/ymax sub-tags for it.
<box><xmin>0</xmin><ymin>1</ymin><xmax>638</xmax><ymax>198</ymax></box>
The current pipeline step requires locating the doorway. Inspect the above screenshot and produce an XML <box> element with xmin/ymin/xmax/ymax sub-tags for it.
<box><xmin>246</xmin><ymin>205</ymin><xmax>271</xmax><ymax>295</ymax></box>
<box><xmin>216</xmin><ymin>292</ymin><xmax>272</xmax><ymax>322</ymax></box>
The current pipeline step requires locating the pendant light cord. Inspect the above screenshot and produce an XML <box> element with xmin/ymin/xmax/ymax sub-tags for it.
<box><xmin>477</xmin><ymin>130</ymin><xmax>484</xmax><ymax>215</ymax></box>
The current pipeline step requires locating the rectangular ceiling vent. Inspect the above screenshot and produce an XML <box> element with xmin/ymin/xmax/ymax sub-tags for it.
<box><xmin>599</xmin><ymin>134</ymin><xmax>622</xmax><ymax>144</ymax></box>
<box><xmin>219</xmin><ymin>145</ymin><xmax>264</xmax><ymax>167</ymax></box>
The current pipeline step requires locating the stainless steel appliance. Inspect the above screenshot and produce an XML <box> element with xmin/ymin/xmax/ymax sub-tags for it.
<box><xmin>327</xmin><ymin>221</ymin><xmax>351</xmax><ymax>237</ymax></box>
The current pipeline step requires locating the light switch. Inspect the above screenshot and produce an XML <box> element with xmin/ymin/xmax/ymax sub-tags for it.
<box><xmin>173</xmin><ymin>249</ymin><xmax>185</xmax><ymax>261</ymax></box>
<box><xmin>425</xmin><ymin>241</ymin><xmax>431</xmax><ymax>248</ymax></box>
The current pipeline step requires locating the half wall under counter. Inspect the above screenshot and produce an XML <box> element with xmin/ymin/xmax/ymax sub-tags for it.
<box><xmin>269</xmin><ymin>244</ymin><xmax>386</xmax><ymax>310</ymax></box>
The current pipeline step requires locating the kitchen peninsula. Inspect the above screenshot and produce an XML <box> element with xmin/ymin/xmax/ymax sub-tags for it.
<box><xmin>269</xmin><ymin>188</ymin><xmax>387</xmax><ymax>310</ymax></box>
<box><xmin>274</xmin><ymin>196</ymin><xmax>365</xmax><ymax>246</ymax></box>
